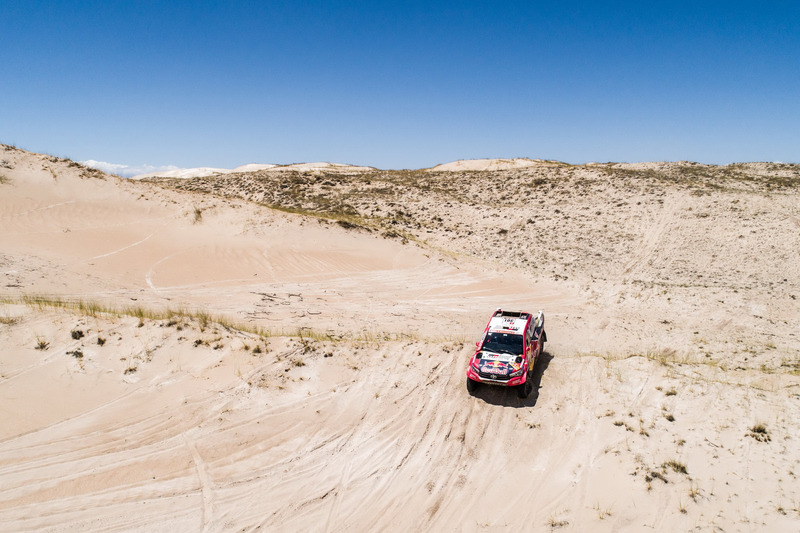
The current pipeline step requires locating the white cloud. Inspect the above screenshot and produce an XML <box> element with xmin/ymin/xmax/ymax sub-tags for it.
<box><xmin>81</xmin><ymin>160</ymin><xmax>180</xmax><ymax>178</ymax></box>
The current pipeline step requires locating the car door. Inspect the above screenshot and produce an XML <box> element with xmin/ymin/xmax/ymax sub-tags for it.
<box><xmin>525</xmin><ymin>324</ymin><xmax>534</xmax><ymax>371</ymax></box>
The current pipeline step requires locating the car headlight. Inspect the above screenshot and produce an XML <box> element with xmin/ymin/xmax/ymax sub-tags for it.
<box><xmin>509</xmin><ymin>367</ymin><xmax>525</xmax><ymax>377</ymax></box>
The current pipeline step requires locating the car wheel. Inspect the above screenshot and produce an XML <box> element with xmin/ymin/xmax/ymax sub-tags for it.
<box><xmin>517</xmin><ymin>378</ymin><xmax>531</xmax><ymax>399</ymax></box>
<box><xmin>466</xmin><ymin>377</ymin><xmax>479</xmax><ymax>394</ymax></box>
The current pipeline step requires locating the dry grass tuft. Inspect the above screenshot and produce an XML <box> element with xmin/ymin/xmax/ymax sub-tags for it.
<box><xmin>663</xmin><ymin>459</ymin><xmax>688</xmax><ymax>475</ymax></box>
<box><xmin>0</xmin><ymin>314</ymin><xmax>21</xmax><ymax>325</ymax></box>
<box><xmin>747</xmin><ymin>423</ymin><xmax>771</xmax><ymax>442</ymax></box>
<box><xmin>2</xmin><ymin>294</ymin><xmax>447</xmax><ymax>344</ymax></box>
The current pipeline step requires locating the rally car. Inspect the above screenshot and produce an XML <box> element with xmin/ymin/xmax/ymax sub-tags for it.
<box><xmin>466</xmin><ymin>308</ymin><xmax>546</xmax><ymax>398</ymax></box>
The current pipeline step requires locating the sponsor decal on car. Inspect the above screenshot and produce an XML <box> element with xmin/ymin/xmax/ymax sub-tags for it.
<box><xmin>480</xmin><ymin>352</ymin><xmax>516</xmax><ymax>363</ymax></box>
<box><xmin>480</xmin><ymin>360</ymin><xmax>508</xmax><ymax>375</ymax></box>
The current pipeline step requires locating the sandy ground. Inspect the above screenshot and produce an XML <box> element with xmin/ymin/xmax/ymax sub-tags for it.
<box><xmin>1</xmin><ymin>145</ymin><xmax>799</xmax><ymax>531</ymax></box>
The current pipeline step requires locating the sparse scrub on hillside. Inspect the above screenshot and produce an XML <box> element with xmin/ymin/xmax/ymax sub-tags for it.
<box><xmin>47</xmin><ymin>155</ymin><xmax>72</xmax><ymax>164</ymax></box>
<box><xmin>142</xmin><ymin>160</ymin><xmax>800</xmax><ymax>289</ymax></box>
<box><xmin>262</xmin><ymin>201</ymin><xmax>381</xmax><ymax>233</ymax></box>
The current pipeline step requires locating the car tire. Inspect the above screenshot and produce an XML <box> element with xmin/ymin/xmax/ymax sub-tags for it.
<box><xmin>466</xmin><ymin>377</ymin><xmax>479</xmax><ymax>394</ymax></box>
<box><xmin>517</xmin><ymin>378</ymin><xmax>531</xmax><ymax>399</ymax></box>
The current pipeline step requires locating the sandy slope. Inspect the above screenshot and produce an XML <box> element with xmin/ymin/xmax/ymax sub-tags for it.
<box><xmin>1</xmin><ymin>145</ymin><xmax>800</xmax><ymax>531</ymax></box>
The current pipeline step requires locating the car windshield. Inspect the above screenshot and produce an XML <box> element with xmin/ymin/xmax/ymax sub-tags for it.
<box><xmin>481</xmin><ymin>332</ymin><xmax>524</xmax><ymax>355</ymax></box>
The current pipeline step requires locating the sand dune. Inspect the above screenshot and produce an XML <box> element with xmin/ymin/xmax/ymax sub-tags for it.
<box><xmin>1</xmin><ymin>144</ymin><xmax>799</xmax><ymax>531</ymax></box>
<box><xmin>133</xmin><ymin>157</ymin><xmax>563</xmax><ymax>179</ymax></box>
<box><xmin>133</xmin><ymin>162</ymin><xmax>376</xmax><ymax>180</ymax></box>
<box><xmin>426</xmin><ymin>157</ymin><xmax>547</xmax><ymax>172</ymax></box>
<box><xmin>264</xmin><ymin>162</ymin><xmax>377</xmax><ymax>173</ymax></box>
<box><xmin>137</xmin><ymin>167</ymin><xmax>228</xmax><ymax>179</ymax></box>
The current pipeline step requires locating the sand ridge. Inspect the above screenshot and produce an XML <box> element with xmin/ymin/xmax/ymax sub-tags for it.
<box><xmin>425</xmin><ymin>157</ymin><xmax>548</xmax><ymax>172</ymax></box>
<box><xmin>132</xmin><ymin>162</ymin><xmax>377</xmax><ymax>180</ymax></box>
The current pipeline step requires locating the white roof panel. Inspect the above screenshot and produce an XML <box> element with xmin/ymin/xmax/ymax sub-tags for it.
<box><xmin>487</xmin><ymin>314</ymin><xmax>528</xmax><ymax>334</ymax></box>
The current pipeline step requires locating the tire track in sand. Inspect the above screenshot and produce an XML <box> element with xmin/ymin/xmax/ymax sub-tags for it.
<box><xmin>184</xmin><ymin>434</ymin><xmax>214</xmax><ymax>532</ymax></box>
<box><xmin>621</xmin><ymin>196</ymin><xmax>678</xmax><ymax>277</ymax></box>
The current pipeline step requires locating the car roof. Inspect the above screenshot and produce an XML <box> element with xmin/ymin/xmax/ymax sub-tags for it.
<box><xmin>487</xmin><ymin>310</ymin><xmax>531</xmax><ymax>335</ymax></box>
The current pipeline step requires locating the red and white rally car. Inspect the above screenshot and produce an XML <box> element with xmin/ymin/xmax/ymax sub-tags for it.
<box><xmin>466</xmin><ymin>309</ymin><xmax>546</xmax><ymax>398</ymax></box>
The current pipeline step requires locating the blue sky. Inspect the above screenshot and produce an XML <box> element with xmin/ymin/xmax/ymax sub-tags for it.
<box><xmin>2</xmin><ymin>1</ymin><xmax>798</xmax><ymax>172</ymax></box>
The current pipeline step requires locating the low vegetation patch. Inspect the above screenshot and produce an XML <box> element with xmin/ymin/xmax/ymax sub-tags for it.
<box><xmin>8</xmin><ymin>295</ymin><xmax>268</xmax><ymax>336</ymax></box>
<box><xmin>663</xmin><ymin>460</ymin><xmax>688</xmax><ymax>475</ymax></box>
<box><xmin>2</xmin><ymin>295</ymin><xmax>460</xmax><ymax>344</ymax></box>
<box><xmin>0</xmin><ymin>314</ymin><xmax>21</xmax><ymax>325</ymax></box>
<box><xmin>747</xmin><ymin>423</ymin><xmax>771</xmax><ymax>442</ymax></box>
<box><xmin>645</xmin><ymin>470</ymin><xmax>668</xmax><ymax>485</ymax></box>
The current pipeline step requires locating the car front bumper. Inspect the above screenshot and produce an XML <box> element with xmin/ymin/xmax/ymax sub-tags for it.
<box><xmin>467</xmin><ymin>367</ymin><xmax>526</xmax><ymax>387</ymax></box>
